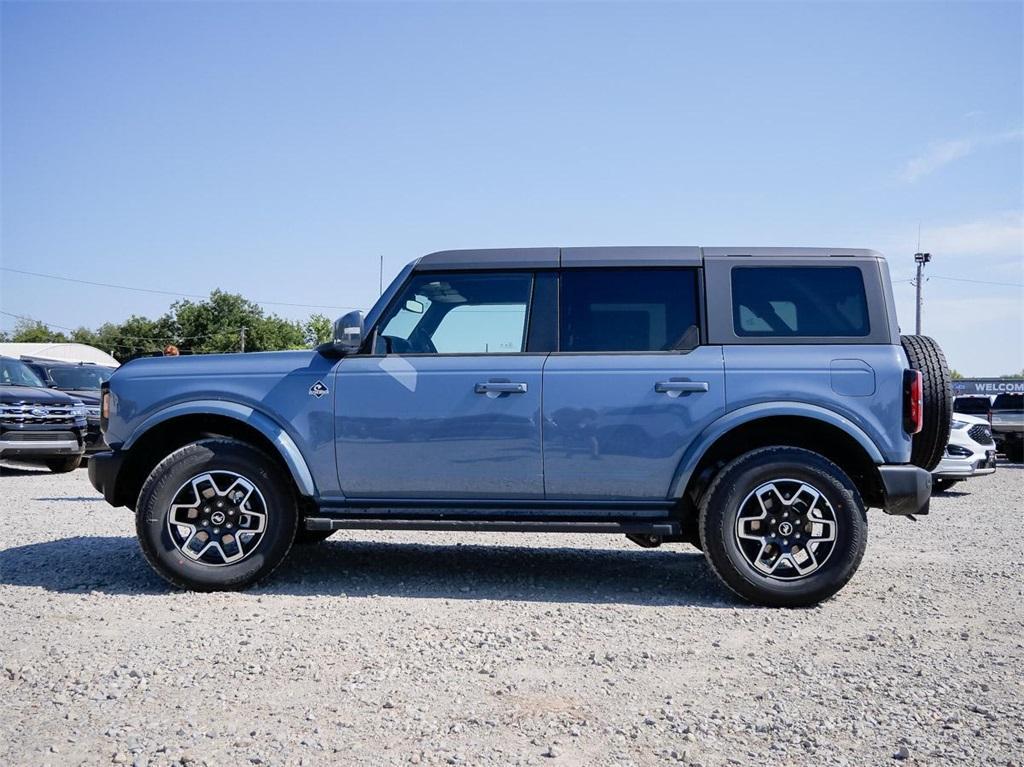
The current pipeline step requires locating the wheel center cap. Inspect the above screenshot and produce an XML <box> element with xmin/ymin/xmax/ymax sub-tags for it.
<box><xmin>777</xmin><ymin>521</ymin><xmax>794</xmax><ymax>536</ymax></box>
<box><xmin>210</xmin><ymin>511</ymin><xmax>226</xmax><ymax>525</ymax></box>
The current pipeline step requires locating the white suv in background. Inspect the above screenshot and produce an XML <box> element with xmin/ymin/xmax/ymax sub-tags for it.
<box><xmin>932</xmin><ymin>413</ymin><xmax>997</xmax><ymax>491</ymax></box>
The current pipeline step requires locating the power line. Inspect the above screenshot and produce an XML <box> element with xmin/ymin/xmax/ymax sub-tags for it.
<box><xmin>0</xmin><ymin>266</ymin><xmax>350</xmax><ymax>310</ymax></box>
<box><xmin>929</xmin><ymin>274</ymin><xmax>1024</xmax><ymax>288</ymax></box>
<box><xmin>891</xmin><ymin>274</ymin><xmax>1024</xmax><ymax>288</ymax></box>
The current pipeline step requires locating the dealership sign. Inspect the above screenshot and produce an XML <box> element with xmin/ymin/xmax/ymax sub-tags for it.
<box><xmin>952</xmin><ymin>379</ymin><xmax>1024</xmax><ymax>395</ymax></box>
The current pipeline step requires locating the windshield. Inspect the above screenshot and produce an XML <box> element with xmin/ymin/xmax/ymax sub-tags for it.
<box><xmin>47</xmin><ymin>366</ymin><xmax>113</xmax><ymax>390</ymax></box>
<box><xmin>0</xmin><ymin>358</ymin><xmax>46</xmax><ymax>388</ymax></box>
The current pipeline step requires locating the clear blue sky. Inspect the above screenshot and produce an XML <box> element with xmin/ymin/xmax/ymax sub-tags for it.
<box><xmin>2</xmin><ymin>1</ymin><xmax>1021</xmax><ymax>374</ymax></box>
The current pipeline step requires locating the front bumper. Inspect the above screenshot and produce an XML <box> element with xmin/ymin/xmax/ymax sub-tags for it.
<box><xmin>88</xmin><ymin>450</ymin><xmax>126</xmax><ymax>507</ymax></box>
<box><xmin>0</xmin><ymin>438</ymin><xmax>83</xmax><ymax>457</ymax></box>
<box><xmin>84</xmin><ymin>419</ymin><xmax>107</xmax><ymax>454</ymax></box>
<box><xmin>933</xmin><ymin>451</ymin><xmax>997</xmax><ymax>479</ymax></box>
<box><xmin>878</xmin><ymin>464</ymin><xmax>932</xmax><ymax>516</ymax></box>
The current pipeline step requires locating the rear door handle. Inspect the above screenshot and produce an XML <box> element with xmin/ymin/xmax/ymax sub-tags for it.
<box><xmin>475</xmin><ymin>381</ymin><xmax>528</xmax><ymax>395</ymax></box>
<box><xmin>655</xmin><ymin>380</ymin><xmax>709</xmax><ymax>397</ymax></box>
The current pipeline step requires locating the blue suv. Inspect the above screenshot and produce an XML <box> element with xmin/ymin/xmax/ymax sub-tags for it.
<box><xmin>89</xmin><ymin>247</ymin><xmax>951</xmax><ymax>606</ymax></box>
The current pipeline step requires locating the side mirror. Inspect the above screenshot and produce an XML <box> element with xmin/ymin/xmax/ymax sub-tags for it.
<box><xmin>332</xmin><ymin>310</ymin><xmax>365</xmax><ymax>354</ymax></box>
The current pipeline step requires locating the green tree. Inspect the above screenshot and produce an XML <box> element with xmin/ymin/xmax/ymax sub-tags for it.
<box><xmin>171</xmin><ymin>290</ymin><xmax>305</xmax><ymax>354</ymax></box>
<box><xmin>950</xmin><ymin>369</ymin><xmax>964</xmax><ymax>380</ymax></box>
<box><xmin>11</xmin><ymin>318</ymin><xmax>68</xmax><ymax>343</ymax></box>
<box><xmin>303</xmin><ymin>313</ymin><xmax>333</xmax><ymax>347</ymax></box>
<box><xmin>91</xmin><ymin>315</ymin><xmax>178</xmax><ymax>362</ymax></box>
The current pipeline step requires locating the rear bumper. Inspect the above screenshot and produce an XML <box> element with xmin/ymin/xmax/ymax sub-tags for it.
<box><xmin>88</xmin><ymin>449</ymin><xmax>126</xmax><ymax>507</ymax></box>
<box><xmin>878</xmin><ymin>464</ymin><xmax>931</xmax><ymax>516</ymax></box>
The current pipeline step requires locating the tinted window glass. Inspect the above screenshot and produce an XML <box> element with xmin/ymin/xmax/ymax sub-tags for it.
<box><xmin>47</xmin><ymin>366</ymin><xmax>113</xmax><ymax>390</ymax></box>
<box><xmin>0</xmin><ymin>358</ymin><xmax>46</xmax><ymax>387</ymax></box>
<box><xmin>376</xmin><ymin>272</ymin><xmax>532</xmax><ymax>354</ymax></box>
<box><xmin>732</xmin><ymin>267</ymin><xmax>870</xmax><ymax>337</ymax></box>
<box><xmin>993</xmin><ymin>393</ymin><xmax>1023</xmax><ymax>410</ymax></box>
<box><xmin>954</xmin><ymin>396</ymin><xmax>991</xmax><ymax>415</ymax></box>
<box><xmin>560</xmin><ymin>269</ymin><xmax>700</xmax><ymax>352</ymax></box>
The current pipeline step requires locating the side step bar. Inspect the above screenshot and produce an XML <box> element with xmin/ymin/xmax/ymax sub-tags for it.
<box><xmin>305</xmin><ymin>517</ymin><xmax>681</xmax><ymax>536</ymax></box>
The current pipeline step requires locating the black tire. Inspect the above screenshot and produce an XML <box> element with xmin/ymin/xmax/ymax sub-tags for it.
<box><xmin>901</xmin><ymin>335</ymin><xmax>952</xmax><ymax>471</ymax></box>
<box><xmin>136</xmin><ymin>438</ymin><xmax>298</xmax><ymax>591</ymax></box>
<box><xmin>1005</xmin><ymin>442</ymin><xmax>1024</xmax><ymax>464</ymax></box>
<box><xmin>932</xmin><ymin>477</ymin><xmax>962</xmax><ymax>492</ymax></box>
<box><xmin>294</xmin><ymin>527</ymin><xmax>334</xmax><ymax>545</ymax></box>
<box><xmin>46</xmin><ymin>456</ymin><xmax>82</xmax><ymax>473</ymax></box>
<box><xmin>699</xmin><ymin>447</ymin><xmax>868</xmax><ymax>608</ymax></box>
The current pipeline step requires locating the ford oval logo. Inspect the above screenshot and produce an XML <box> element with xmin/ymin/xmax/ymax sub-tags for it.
<box><xmin>30</xmin><ymin>407</ymin><xmax>47</xmax><ymax>417</ymax></box>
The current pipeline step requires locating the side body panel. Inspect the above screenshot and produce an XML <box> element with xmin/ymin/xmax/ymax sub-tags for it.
<box><xmin>106</xmin><ymin>351</ymin><xmax>339</xmax><ymax>496</ymax></box>
<box><xmin>334</xmin><ymin>354</ymin><xmax>545</xmax><ymax>499</ymax></box>
<box><xmin>542</xmin><ymin>347</ymin><xmax>726</xmax><ymax>500</ymax></box>
<box><xmin>721</xmin><ymin>344</ymin><xmax>912</xmax><ymax>464</ymax></box>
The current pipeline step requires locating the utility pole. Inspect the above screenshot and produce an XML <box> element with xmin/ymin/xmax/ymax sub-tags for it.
<box><xmin>914</xmin><ymin>252</ymin><xmax>931</xmax><ymax>335</ymax></box>
<box><xmin>240</xmin><ymin>326</ymin><xmax>246</xmax><ymax>353</ymax></box>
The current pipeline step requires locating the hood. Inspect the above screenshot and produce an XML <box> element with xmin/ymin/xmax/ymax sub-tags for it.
<box><xmin>115</xmin><ymin>350</ymin><xmax>321</xmax><ymax>379</ymax></box>
<box><xmin>59</xmin><ymin>389</ymin><xmax>101</xmax><ymax>405</ymax></box>
<box><xmin>0</xmin><ymin>385</ymin><xmax>78</xmax><ymax>406</ymax></box>
<box><xmin>952</xmin><ymin>412</ymin><xmax>988</xmax><ymax>427</ymax></box>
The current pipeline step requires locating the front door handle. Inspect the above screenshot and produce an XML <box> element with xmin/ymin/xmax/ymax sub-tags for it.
<box><xmin>475</xmin><ymin>381</ymin><xmax>528</xmax><ymax>396</ymax></box>
<box><xmin>655</xmin><ymin>380</ymin><xmax>709</xmax><ymax>397</ymax></box>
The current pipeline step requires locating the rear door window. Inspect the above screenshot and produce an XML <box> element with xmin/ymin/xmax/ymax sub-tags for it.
<box><xmin>732</xmin><ymin>267</ymin><xmax>870</xmax><ymax>338</ymax></box>
<box><xmin>559</xmin><ymin>269</ymin><xmax>700</xmax><ymax>352</ymax></box>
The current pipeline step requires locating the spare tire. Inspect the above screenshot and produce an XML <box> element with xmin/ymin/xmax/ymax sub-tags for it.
<box><xmin>901</xmin><ymin>334</ymin><xmax>952</xmax><ymax>471</ymax></box>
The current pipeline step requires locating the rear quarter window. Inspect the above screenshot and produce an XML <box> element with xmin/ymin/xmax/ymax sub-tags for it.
<box><xmin>732</xmin><ymin>266</ymin><xmax>870</xmax><ymax>338</ymax></box>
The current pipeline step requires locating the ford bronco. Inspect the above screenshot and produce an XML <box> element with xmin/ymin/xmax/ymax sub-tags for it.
<box><xmin>89</xmin><ymin>247</ymin><xmax>951</xmax><ymax>606</ymax></box>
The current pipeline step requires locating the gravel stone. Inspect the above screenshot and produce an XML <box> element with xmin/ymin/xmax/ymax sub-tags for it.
<box><xmin>1</xmin><ymin>463</ymin><xmax>1022</xmax><ymax>765</ymax></box>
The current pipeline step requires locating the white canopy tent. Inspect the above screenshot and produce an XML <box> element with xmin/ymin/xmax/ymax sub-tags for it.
<box><xmin>0</xmin><ymin>342</ymin><xmax>119</xmax><ymax>367</ymax></box>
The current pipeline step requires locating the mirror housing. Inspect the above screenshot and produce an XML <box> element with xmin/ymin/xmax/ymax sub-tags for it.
<box><xmin>332</xmin><ymin>310</ymin><xmax>365</xmax><ymax>355</ymax></box>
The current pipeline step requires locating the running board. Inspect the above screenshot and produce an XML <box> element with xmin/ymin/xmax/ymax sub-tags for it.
<box><xmin>304</xmin><ymin>517</ymin><xmax>681</xmax><ymax>536</ymax></box>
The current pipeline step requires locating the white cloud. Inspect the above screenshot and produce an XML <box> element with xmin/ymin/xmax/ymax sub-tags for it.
<box><xmin>897</xmin><ymin>130</ymin><xmax>1023</xmax><ymax>183</ymax></box>
<box><xmin>873</xmin><ymin>211</ymin><xmax>1024</xmax><ymax>273</ymax></box>
<box><xmin>921</xmin><ymin>212</ymin><xmax>1024</xmax><ymax>259</ymax></box>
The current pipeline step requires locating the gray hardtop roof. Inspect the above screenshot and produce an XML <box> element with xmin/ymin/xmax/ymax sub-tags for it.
<box><xmin>414</xmin><ymin>246</ymin><xmax>882</xmax><ymax>270</ymax></box>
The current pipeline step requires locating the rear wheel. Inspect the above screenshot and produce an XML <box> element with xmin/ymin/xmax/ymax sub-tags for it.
<box><xmin>46</xmin><ymin>456</ymin><xmax>82</xmax><ymax>473</ymax></box>
<box><xmin>699</xmin><ymin>447</ymin><xmax>868</xmax><ymax>607</ymax></box>
<box><xmin>901</xmin><ymin>335</ymin><xmax>952</xmax><ymax>471</ymax></box>
<box><xmin>136</xmin><ymin>438</ymin><xmax>298</xmax><ymax>591</ymax></box>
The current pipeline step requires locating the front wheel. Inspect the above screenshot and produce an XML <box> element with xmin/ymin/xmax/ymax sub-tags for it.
<box><xmin>699</xmin><ymin>447</ymin><xmax>868</xmax><ymax>608</ymax></box>
<box><xmin>136</xmin><ymin>438</ymin><xmax>298</xmax><ymax>591</ymax></box>
<box><xmin>46</xmin><ymin>456</ymin><xmax>82</xmax><ymax>473</ymax></box>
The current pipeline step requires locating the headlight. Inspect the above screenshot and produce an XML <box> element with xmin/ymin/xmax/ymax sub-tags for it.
<box><xmin>951</xmin><ymin>419</ymin><xmax>969</xmax><ymax>429</ymax></box>
<box><xmin>86</xmin><ymin>406</ymin><xmax>101</xmax><ymax>418</ymax></box>
<box><xmin>70</xmin><ymin>402</ymin><xmax>86</xmax><ymax>417</ymax></box>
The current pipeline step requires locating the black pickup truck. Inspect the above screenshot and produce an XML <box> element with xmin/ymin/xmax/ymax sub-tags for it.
<box><xmin>0</xmin><ymin>355</ymin><xmax>88</xmax><ymax>472</ymax></box>
<box><xmin>990</xmin><ymin>393</ymin><xmax>1023</xmax><ymax>462</ymax></box>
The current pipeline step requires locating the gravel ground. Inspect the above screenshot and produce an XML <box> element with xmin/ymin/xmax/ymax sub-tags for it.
<box><xmin>1</xmin><ymin>462</ymin><xmax>1022</xmax><ymax>767</ymax></box>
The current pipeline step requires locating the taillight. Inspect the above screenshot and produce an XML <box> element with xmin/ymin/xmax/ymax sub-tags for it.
<box><xmin>903</xmin><ymin>369</ymin><xmax>923</xmax><ymax>435</ymax></box>
<box><xmin>100</xmin><ymin>383</ymin><xmax>110</xmax><ymax>432</ymax></box>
